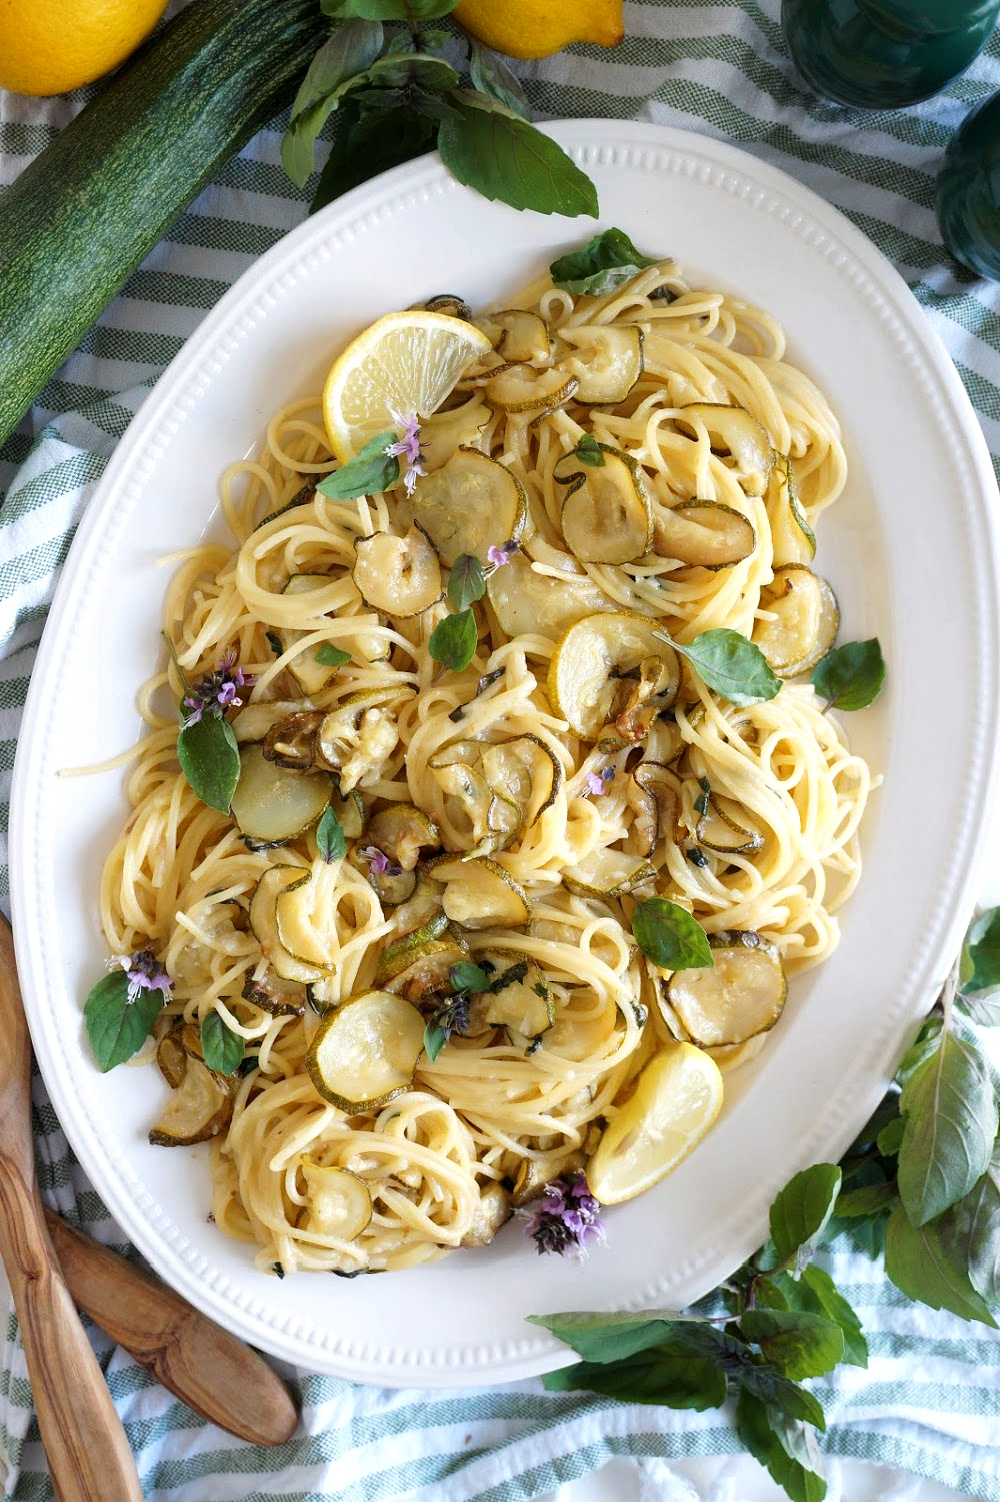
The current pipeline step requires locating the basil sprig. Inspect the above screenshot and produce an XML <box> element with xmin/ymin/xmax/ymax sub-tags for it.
<box><xmin>656</xmin><ymin>627</ymin><xmax>782</xmax><ymax>708</ymax></box>
<box><xmin>812</xmin><ymin>638</ymin><xmax>885</xmax><ymax>711</ymax></box>
<box><xmin>177</xmin><ymin>714</ymin><xmax>241</xmax><ymax>815</ymax></box>
<box><xmin>281</xmin><ymin>4</ymin><xmax>599</xmax><ymax>220</ymax></box>
<box><xmin>317</xmin><ymin>431</ymin><xmax>399</xmax><ymax>501</ymax></box>
<box><xmin>550</xmin><ymin>227</ymin><xmax>660</xmax><ymax>296</ymax></box>
<box><xmin>532</xmin><ymin>1164</ymin><xmax>859</xmax><ymax>1502</ymax></box>
<box><xmin>84</xmin><ymin>970</ymin><xmax>165</xmax><ymax>1073</ymax></box>
<box><xmin>631</xmin><ymin>898</ymin><xmax>713</xmax><ymax>971</ymax></box>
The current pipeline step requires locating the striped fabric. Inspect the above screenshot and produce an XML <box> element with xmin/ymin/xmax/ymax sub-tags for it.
<box><xmin>4</xmin><ymin>2</ymin><xmax>1000</xmax><ymax>1498</ymax></box>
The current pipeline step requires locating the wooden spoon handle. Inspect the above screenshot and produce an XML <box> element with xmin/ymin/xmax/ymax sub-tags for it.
<box><xmin>44</xmin><ymin>1209</ymin><xmax>298</xmax><ymax>1444</ymax></box>
<box><xmin>0</xmin><ymin>1171</ymin><xmax>143</xmax><ymax>1502</ymax></box>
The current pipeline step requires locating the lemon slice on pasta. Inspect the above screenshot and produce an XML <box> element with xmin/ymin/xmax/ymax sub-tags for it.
<box><xmin>588</xmin><ymin>1043</ymin><xmax>724</xmax><ymax>1205</ymax></box>
<box><xmin>322</xmin><ymin>310</ymin><xmax>492</xmax><ymax>462</ymax></box>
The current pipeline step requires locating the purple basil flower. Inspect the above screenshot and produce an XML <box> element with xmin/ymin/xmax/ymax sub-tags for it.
<box><xmin>111</xmin><ymin>948</ymin><xmax>172</xmax><ymax>1005</ymax></box>
<box><xmin>182</xmin><ymin>650</ymin><xmax>255</xmax><ymax>724</ymax></box>
<box><xmin>385</xmin><ymin>410</ymin><xmax>426</xmax><ymax>497</ymax></box>
<box><xmin>521</xmin><ymin>1172</ymin><xmax>605</xmax><ymax>1259</ymax></box>
<box><xmin>583</xmin><ymin>766</ymin><xmax>615</xmax><ymax>797</ymax></box>
<box><xmin>360</xmin><ymin>845</ymin><xmax>402</xmax><ymax>878</ymax></box>
<box><xmin>487</xmin><ymin>540</ymin><xmax>519</xmax><ymax>569</ymax></box>
<box><xmin>430</xmin><ymin>991</ymin><xmax>471</xmax><ymax>1044</ymax></box>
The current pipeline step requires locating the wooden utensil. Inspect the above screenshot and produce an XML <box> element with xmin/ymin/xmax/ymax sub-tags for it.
<box><xmin>44</xmin><ymin>1209</ymin><xmax>298</xmax><ymax>1445</ymax></box>
<box><xmin>0</xmin><ymin>916</ymin><xmax>143</xmax><ymax>1501</ymax></box>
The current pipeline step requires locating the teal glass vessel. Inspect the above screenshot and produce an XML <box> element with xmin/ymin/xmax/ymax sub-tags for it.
<box><xmin>938</xmin><ymin>91</ymin><xmax>1000</xmax><ymax>279</ymax></box>
<box><xmin>781</xmin><ymin>0</ymin><xmax>1000</xmax><ymax>109</ymax></box>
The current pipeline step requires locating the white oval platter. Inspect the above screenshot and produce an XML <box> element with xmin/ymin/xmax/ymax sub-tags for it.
<box><xmin>10</xmin><ymin>120</ymin><xmax>1000</xmax><ymax>1387</ymax></box>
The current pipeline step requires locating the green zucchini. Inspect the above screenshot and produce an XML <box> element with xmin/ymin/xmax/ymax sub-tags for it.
<box><xmin>0</xmin><ymin>0</ymin><xmax>328</xmax><ymax>447</ymax></box>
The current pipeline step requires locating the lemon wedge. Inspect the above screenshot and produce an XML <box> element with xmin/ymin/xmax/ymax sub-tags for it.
<box><xmin>322</xmin><ymin>311</ymin><xmax>492</xmax><ymax>463</ymax></box>
<box><xmin>588</xmin><ymin>1043</ymin><xmax>723</xmax><ymax>1205</ymax></box>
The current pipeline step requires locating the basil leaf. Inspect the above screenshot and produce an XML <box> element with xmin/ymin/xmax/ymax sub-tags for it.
<box><xmin>876</xmin><ymin>1114</ymin><xmax>905</xmax><ymax>1157</ymax></box>
<box><xmin>449</xmin><ymin>960</ymin><xmax>489</xmax><ymax>995</ymax></box>
<box><xmin>177</xmin><ymin>713</ymin><xmax>240</xmax><ymax>814</ymax></box>
<box><xmin>84</xmin><ymin>970</ymin><xmax>163</xmax><ymax>1073</ymax></box>
<box><xmin>467</xmin><ymin>36</ymin><xmax>531</xmax><ymax>117</ymax></box>
<box><xmin>957</xmin><ymin>986</ymin><xmax>1000</xmax><ymax>1028</ymax></box>
<box><xmin>736</xmin><ymin>1390</ymin><xmax>827</xmax><ymax>1502</ymax></box>
<box><xmin>529</xmin><ymin>1308</ymin><xmax>741</xmax><ymax>1365</ymax></box>
<box><xmin>732</xmin><ymin>1357</ymin><xmax>826</xmax><ymax>1430</ymax></box>
<box><xmin>775</xmin><ymin>1265</ymin><xmax>868</xmax><ymax>1368</ymax></box>
<box><xmin>964</xmin><ymin>906</ymin><xmax>1000</xmax><ymax>994</ymax></box>
<box><xmin>550</xmin><ymin>227</ymin><xmax>660</xmax><ymax>296</ymax></box>
<box><xmin>631</xmin><ymin>897</ymin><xmax>713</xmax><ymax>971</ymax></box>
<box><xmin>447</xmin><ymin>554</ymin><xmax>486</xmax><ymax>611</ymax></box>
<box><xmin>312</xmin><ymin>103</ymin><xmax>437</xmax><ymax>213</ymax></box>
<box><xmin>266</xmin><ymin>630</ymin><xmax>283</xmax><ymax>657</ymax></box>
<box><xmin>573</xmin><ymin>433</ymin><xmax>605</xmax><ymax>466</ymax></box>
<box><xmin>894</xmin><ymin>1012</ymin><xmax>944</xmax><ymax>1086</ymax></box>
<box><xmin>282</xmin><ymin>20</ymin><xmax>383</xmax><ymax>186</ymax></box>
<box><xmin>419</xmin><ymin>28</ymin><xmax>452</xmax><ymax>53</ymax></box>
<box><xmin>664</xmin><ymin>628</ymin><xmax>782</xmax><ymax>708</ymax></box>
<box><xmin>834</xmin><ymin>1180</ymin><xmax>898</xmax><ymax>1219</ymax></box>
<box><xmin>769</xmin><ymin>1163</ymin><xmax>842</xmax><ymax>1269</ymax></box>
<box><xmin>541</xmin><ymin>1348</ymin><xmax>726</xmax><ymax>1409</ymax></box>
<box><xmin>812</xmin><ymin>637</ymin><xmax>885</xmax><ymax>711</ymax></box>
<box><xmin>738</xmin><ymin>1309</ymin><xmax>844</xmax><ymax>1381</ymax></box>
<box><xmin>201</xmin><ymin>1012</ymin><xmax>245</xmax><ymax>1076</ymax></box>
<box><xmin>317</xmin><ymin>431</ymin><xmax>399</xmax><ymax>499</ymax></box>
<box><xmin>884</xmin><ymin>1202</ymin><xmax>998</xmax><ymax>1325</ymax></box>
<box><xmin>316</xmin><ymin>644</ymin><xmax>352</xmax><ymax>667</ymax></box>
<box><xmin>897</xmin><ymin>1028</ymin><xmax>997</xmax><ymax>1226</ymax></box>
<box><xmin>323</xmin><ymin>0</ymin><xmax>458</xmax><ymax>16</ymax></box>
<box><xmin>437</xmin><ymin>92</ymin><xmax>599</xmax><ymax>218</ymax></box>
<box><xmin>423</xmin><ymin>1018</ymin><xmax>448</xmax><ymax>1063</ymax></box>
<box><xmin>316</xmin><ymin>805</ymin><xmax>347</xmax><ymax>863</ymax></box>
<box><xmin>365</xmin><ymin>52</ymin><xmax>459</xmax><ymax>91</ymax></box>
<box><xmin>429</xmin><ymin>608</ymin><xmax>478</xmax><ymax>671</ymax></box>
<box><xmin>947</xmin><ymin>1150</ymin><xmax>1000</xmax><ymax>1308</ymax></box>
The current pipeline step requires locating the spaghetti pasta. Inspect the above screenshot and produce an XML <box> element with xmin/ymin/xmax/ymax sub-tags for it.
<box><xmin>97</xmin><ymin>253</ymin><xmax>872</xmax><ymax>1274</ymax></box>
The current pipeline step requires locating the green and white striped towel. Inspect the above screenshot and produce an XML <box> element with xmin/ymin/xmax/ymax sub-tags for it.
<box><xmin>5</xmin><ymin>3</ymin><xmax>1000</xmax><ymax>1498</ymax></box>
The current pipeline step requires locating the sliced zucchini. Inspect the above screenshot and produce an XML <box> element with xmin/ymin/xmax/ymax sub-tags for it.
<box><xmin>653</xmin><ymin>500</ymin><xmax>756</xmax><ymax>570</ymax></box>
<box><xmin>548</xmin><ymin>612</ymin><xmax>680</xmax><ymax>741</ymax></box>
<box><xmin>412</xmin><ymin>448</ymin><xmax>527</xmax><ymax>567</ymax></box>
<box><xmin>331</xmin><ymin>784</ymin><xmax>367</xmax><ymax>841</ymax></box>
<box><xmin>317</xmin><ymin>688</ymin><xmax>409</xmax><ymax>793</ymax></box>
<box><xmin>156</xmin><ymin>1030</ymin><xmax>187</xmax><ymax>1090</ymax></box>
<box><xmin>420</xmin><ymin>396</ymin><xmax>492</xmax><ymax>473</ymax></box>
<box><xmin>300</xmin><ymin>1161</ymin><xmax>372</xmax><ymax>1240</ymax></box>
<box><xmin>231</xmin><ymin>700</ymin><xmax>308</xmax><ymax>744</ymax></box>
<box><xmin>613</xmin><ymin>655</ymin><xmax>672</xmax><ymax>744</ymax></box>
<box><xmin>511</xmin><ymin>1150</ymin><xmax>585</xmax><ymax>1207</ymax></box>
<box><xmin>477</xmin><ymin>308</ymin><xmax>551</xmax><ymax>363</ymax></box>
<box><xmin>476</xmin><ymin>948</ymin><xmax>554</xmax><ymax>1041</ymax></box>
<box><xmin>375</xmin><ymin>916</ymin><xmax>469</xmax><ymax>1001</ymax></box>
<box><xmin>249</xmin><ymin>865</ymin><xmax>325</xmax><ymax>984</ymax></box>
<box><xmin>768</xmin><ymin>453</ymin><xmax>817</xmax><ymax>564</ymax></box>
<box><xmin>231</xmin><ymin>743</ymin><xmax>333</xmax><ymax>843</ymax></box>
<box><xmin>361</xmin><ymin>861</ymin><xmax>418</xmax><ymax>907</ymax></box>
<box><xmin>479</xmin><ymin>735</ymin><xmax>562</xmax><ymax>827</ymax></box>
<box><xmin>148</xmin><ymin>1056</ymin><xmax>233</xmax><ymax>1147</ymax></box>
<box><xmin>306</xmin><ymin>990</ymin><xmax>425</xmax><ymax>1112</ymax></box>
<box><xmin>752</xmin><ymin>564</ymin><xmax>839</xmax><ymax>677</ymax></box>
<box><xmin>627</xmin><ymin>763</ymin><xmax>683</xmax><ymax>857</ymax></box>
<box><xmin>485</xmin><ymin>364</ymin><xmax>579</xmax><ymax>415</ymax></box>
<box><xmin>674</xmin><ymin>404</ymin><xmax>774</xmax><ymax>497</ymax></box>
<box><xmin>587</xmin><ymin>1043</ymin><xmax>724</xmax><ymax>1204</ymax></box>
<box><xmin>275</xmin><ymin>864</ymin><xmax>343</xmax><ymax>971</ymax></box>
<box><xmin>428</xmin><ymin>743</ymin><xmax>523</xmax><ymax>857</ymax></box>
<box><xmin>695</xmin><ymin>794</ymin><xmax>765</xmax><ymax>856</ymax></box>
<box><xmin>459</xmin><ymin>1181</ymin><xmax>514</xmax><ymax>1247</ymax></box>
<box><xmin>666</xmin><ymin>930</ymin><xmax>786</xmax><ymax>1047</ymax></box>
<box><xmin>558</xmin><ymin>446</ymin><xmax>653</xmax><ymax>566</ymax></box>
<box><xmin>364</xmin><ymin>804</ymin><xmax>440</xmax><ymax>872</ymax></box>
<box><xmin>263</xmin><ymin>710</ymin><xmax>325</xmax><ymax>770</ymax></box>
<box><xmin>558</xmin><ymin>324</ymin><xmax>643</xmax><ymax>404</ymax></box>
<box><xmin>562</xmin><ymin>848</ymin><xmax>656</xmax><ymax>899</ymax></box>
<box><xmin>486</xmin><ymin>551</ymin><xmax>617</xmax><ymax>642</ymax></box>
<box><xmin>420</xmin><ymin>293</ymin><xmax>473</xmax><ymax>321</ymax></box>
<box><xmin>242</xmin><ymin>969</ymin><xmax>307</xmax><ymax>1017</ymax></box>
<box><xmin>433</xmin><ymin>855</ymin><xmax>531</xmax><ymax>930</ymax></box>
<box><xmin>352</xmin><ymin>523</ymin><xmax>443</xmax><ymax>617</ymax></box>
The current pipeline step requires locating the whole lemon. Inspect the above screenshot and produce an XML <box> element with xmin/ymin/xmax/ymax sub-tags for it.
<box><xmin>0</xmin><ymin>0</ymin><xmax>169</xmax><ymax>97</ymax></box>
<box><xmin>453</xmin><ymin>0</ymin><xmax>624</xmax><ymax>60</ymax></box>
